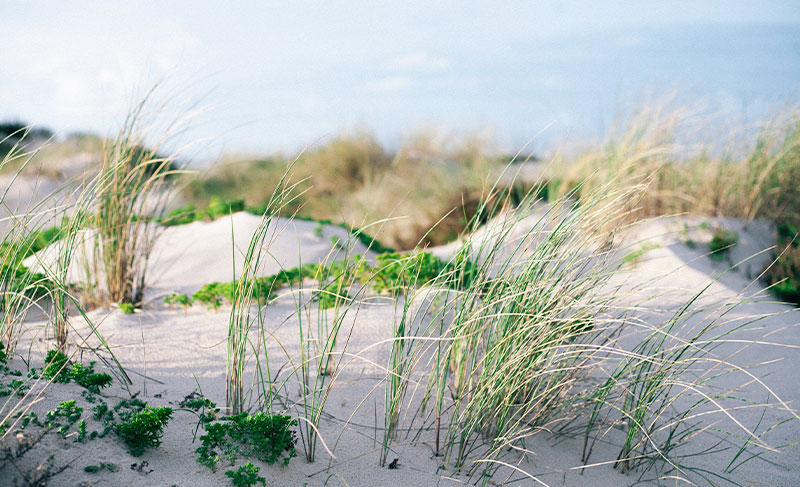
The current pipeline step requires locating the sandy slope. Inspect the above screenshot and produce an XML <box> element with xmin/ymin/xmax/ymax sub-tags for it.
<box><xmin>24</xmin><ymin>212</ymin><xmax>376</xmax><ymax>300</ymax></box>
<box><xmin>5</xmin><ymin>214</ymin><xmax>800</xmax><ymax>486</ymax></box>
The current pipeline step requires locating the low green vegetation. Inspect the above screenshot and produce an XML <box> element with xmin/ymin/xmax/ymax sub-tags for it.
<box><xmin>192</xmin><ymin>258</ymin><xmax>359</xmax><ymax>309</ymax></box>
<box><xmin>0</xmin><ymin>358</ymin><xmax>173</xmax><ymax>481</ymax></box>
<box><xmin>164</xmin><ymin>292</ymin><xmax>193</xmax><ymax>309</ymax></box>
<box><xmin>226</xmin><ymin>463</ymin><xmax>265</xmax><ymax>487</ymax></box>
<box><xmin>709</xmin><ymin>226</ymin><xmax>739</xmax><ymax>261</ymax></box>
<box><xmin>370</xmin><ymin>250</ymin><xmax>476</xmax><ymax>295</ymax></box>
<box><xmin>114</xmin><ymin>404</ymin><xmax>173</xmax><ymax>456</ymax></box>
<box><xmin>189</xmin><ymin>251</ymin><xmax>475</xmax><ymax>310</ymax></box>
<box><xmin>84</xmin><ymin>462</ymin><xmax>117</xmax><ymax>473</ymax></box>
<box><xmin>186</xmin><ymin>396</ymin><xmax>296</xmax><ymax>484</ymax></box>
<box><xmin>0</xmin><ymin>224</ymin><xmax>65</xmax><ymax>301</ymax></box>
<box><xmin>42</xmin><ymin>350</ymin><xmax>113</xmax><ymax>392</ymax></box>
<box><xmin>45</xmin><ymin>400</ymin><xmax>84</xmax><ymax>438</ymax></box>
<box><xmin>9</xmin><ymin>399</ymin><xmax>85</xmax><ymax>440</ymax></box>
<box><xmin>767</xmin><ymin>221</ymin><xmax>800</xmax><ymax>304</ymax></box>
<box><xmin>0</xmin><ymin>378</ymin><xmax>28</xmax><ymax>397</ymax></box>
<box><xmin>161</xmin><ymin>197</ymin><xmax>247</xmax><ymax>226</ymax></box>
<box><xmin>118</xmin><ymin>302</ymin><xmax>136</xmax><ymax>314</ymax></box>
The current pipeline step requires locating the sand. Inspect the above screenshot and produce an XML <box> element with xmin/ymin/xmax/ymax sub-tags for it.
<box><xmin>3</xmin><ymin>212</ymin><xmax>799</xmax><ymax>486</ymax></box>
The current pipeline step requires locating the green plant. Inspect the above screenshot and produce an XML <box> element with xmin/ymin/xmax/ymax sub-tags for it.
<box><xmin>766</xmin><ymin>221</ymin><xmax>799</xmax><ymax>304</ymax></box>
<box><xmin>206</xmin><ymin>196</ymin><xmax>245</xmax><ymax>220</ymax></box>
<box><xmin>368</xmin><ymin>251</ymin><xmax>464</xmax><ymax>295</ymax></box>
<box><xmin>0</xmin><ymin>378</ymin><xmax>28</xmax><ymax>397</ymax></box>
<box><xmin>709</xmin><ymin>227</ymin><xmax>739</xmax><ymax>261</ymax></box>
<box><xmin>84</xmin><ymin>462</ymin><xmax>117</xmax><ymax>473</ymax></box>
<box><xmin>312</xmin><ymin>222</ymin><xmax>324</xmax><ymax>238</ymax></box>
<box><xmin>40</xmin><ymin>350</ymin><xmax>113</xmax><ymax>392</ymax></box>
<box><xmin>42</xmin><ymin>350</ymin><xmax>70</xmax><ymax>382</ymax></box>
<box><xmin>76</xmin><ymin>419</ymin><xmax>87</xmax><ymax>442</ymax></box>
<box><xmin>164</xmin><ymin>292</ymin><xmax>193</xmax><ymax>309</ymax></box>
<box><xmin>44</xmin><ymin>400</ymin><xmax>83</xmax><ymax>437</ymax></box>
<box><xmin>68</xmin><ymin>362</ymin><xmax>113</xmax><ymax>392</ymax></box>
<box><xmin>225</xmin><ymin>463</ymin><xmax>265</xmax><ymax>487</ymax></box>
<box><xmin>118</xmin><ymin>302</ymin><xmax>136</xmax><ymax>314</ymax></box>
<box><xmin>114</xmin><ymin>405</ymin><xmax>173</xmax><ymax>456</ymax></box>
<box><xmin>161</xmin><ymin>203</ymin><xmax>197</xmax><ymax>226</ymax></box>
<box><xmin>190</xmin><ymin>397</ymin><xmax>297</xmax><ymax>472</ymax></box>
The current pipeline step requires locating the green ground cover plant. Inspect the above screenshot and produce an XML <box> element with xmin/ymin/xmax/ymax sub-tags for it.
<box><xmin>225</xmin><ymin>463</ymin><xmax>265</xmax><ymax>487</ymax></box>
<box><xmin>767</xmin><ymin>221</ymin><xmax>800</xmax><ymax>304</ymax></box>
<box><xmin>161</xmin><ymin>197</ymin><xmax>246</xmax><ymax>226</ymax></box>
<box><xmin>709</xmin><ymin>226</ymin><xmax>739</xmax><ymax>261</ymax></box>
<box><xmin>164</xmin><ymin>292</ymin><xmax>193</xmax><ymax>309</ymax></box>
<box><xmin>0</xmin><ymin>378</ymin><xmax>27</xmax><ymax>397</ymax></box>
<box><xmin>41</xmin><ymin>350</ymin><xmax>113</xmax><ymax>392</ymax></box>
<box><xmin>0</xmin><ymin>219</ymin><xmax>69</xmax><ymax>330</ymax></box>
<box><xmin>189</xmin><ymin>251</ymin><xmax>473</xmax><ymax>310</ymax></box>
<box><xmin>114</xmin><ymin>403</ymin><xmax>173</xmax><ymax>456</ymax></box>
<box><xmin>185</xmin><ymin>396</ymin><xmax>296</xmax><ymax>483</ymax></box>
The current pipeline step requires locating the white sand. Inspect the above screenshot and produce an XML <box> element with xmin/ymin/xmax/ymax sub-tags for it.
<box><xmin>24</xmin><ymin>212</ymin><xmax>376</xmax><ymax>300</ymax></box>
<box><xmin>4</xmin><ymin>213</ymin><xmax>799</xmax><ymax>486</ymax></box>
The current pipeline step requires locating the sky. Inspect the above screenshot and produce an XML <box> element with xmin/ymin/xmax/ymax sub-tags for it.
<box><xmin>1</xmin><ymin>1</ymin><xmax>799</xmax><ymax>158</ymax></box>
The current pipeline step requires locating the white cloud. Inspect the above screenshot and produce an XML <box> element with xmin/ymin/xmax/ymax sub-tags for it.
<box><xmin>363</xmin><ymin>75</ymin><xmax>412</xmax><ymax>93</ymax></box>
<box><xmin>384</xmin><ymin>51</ymin><xmax>451</xmax><ymax>72</ymax></box>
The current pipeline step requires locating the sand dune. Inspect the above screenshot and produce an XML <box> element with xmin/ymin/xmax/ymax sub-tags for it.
<box><xmin>7</xmin><ymin>213</ymin><xmax>800</xmax><ymax>486</ymax></box>
<box><xmin>7</xmin><ymin>212</ymin><xmax>800</xmax><ymax>486</ymax></box>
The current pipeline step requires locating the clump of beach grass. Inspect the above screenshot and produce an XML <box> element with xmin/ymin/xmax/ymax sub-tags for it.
<box><xmin>364</xmin><ymin>168</ymin><xmax>799</xmax><ymax>484</ymax></box>
<box><xmin>90</xmin><ymin>91</ymin><xmax>191</xmax><ymax>306</ymax></box>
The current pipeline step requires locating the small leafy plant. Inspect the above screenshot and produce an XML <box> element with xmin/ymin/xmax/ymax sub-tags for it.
<box><xmin>187</xmin><ymin>397</ymin><xmax>297</xmax><ymax>473</ymax></box>
<box><xmin>68</xmin><ymin>362</ymin><xmax>113</xmax><ymax>392</ymax></box>
<box><xmin>164</xmin><ymin>292</ymin><xmax>193</xmax><ymax>310</ymax></box>
<box><xmin>44</xmin><ymin>400</ymin><xmax>84</xmax><ymax>438</ymax></box>
<box><xmin>766</xmin><ymin>221</ymin><xmax>800</xmax><ymax>304</ymax></box>
<box><xmin>41</xmin><ymin>350</ymin><xmax>113</xmax><ymax>392</ymax></box>
<box><xmin>312</xmin><ymin>222</ymin><xmax>324</xmax><ymax>238</ymax></box>
<box><xmin>0</xmin><ymin>378</ymin><xmax>28</xmax><ymax>397</ymax></box>
<box><xmin>225</xmin><ymin>463</ymin><xmax>265</xmax><ymax>487</ymax></box>
<box><xmin>42</xmin><ymin>350</ymin><xmax>71</xmax><ymax>382</ymax></box>
<box><xmin>115</xmin><ymin>404</ymin><xmax>173</xmax><ymax>456</ymax></box>
<box><xmin>118</xmin><ymin>302</ymin><xmax>136</xmax><ymax>314</ymax></box>
<box><xmin>709</xmin><ymin>226</ymin><xmax>739</xmax><ymax>261</ymax></box>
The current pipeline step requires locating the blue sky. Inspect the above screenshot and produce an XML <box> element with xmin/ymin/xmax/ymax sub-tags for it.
<box><xmin>1</xmin><ymin>1</ymin><xmax>799</xmax><ymax>157</ymax></box>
